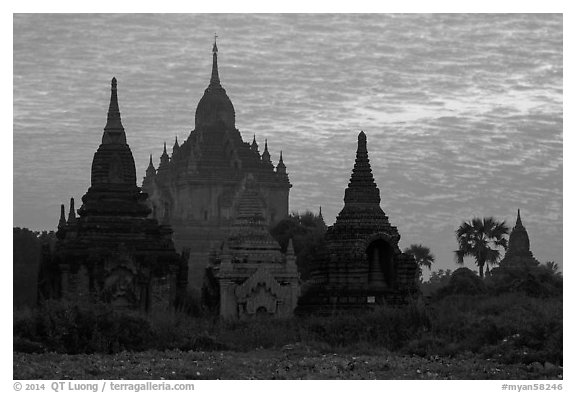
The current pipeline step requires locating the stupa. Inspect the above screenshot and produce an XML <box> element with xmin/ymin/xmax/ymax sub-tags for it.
<box><xmin>499</xmin><ymin>209</ymin><xmax>540</xmax><ymax>269</ymax></box>
<box><xmin>296</xmin><ymin>131</ymin><xmax>418</xmax><ymax>313</ymax></box>
<box><xmin>39</xmin><ymin>78</ymin><xmax>188</xmax><ymax>312</ymax></box>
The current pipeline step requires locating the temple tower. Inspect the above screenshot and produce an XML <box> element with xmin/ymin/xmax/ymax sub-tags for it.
<box><xmin>142</xmin><ymin>40</ymin><xmax>291</xmax><ymax>296</ymax></box>
<box><xmin>499</xmin><ymin>209</ymin><xmax>540</xmax><ymax>269</ymax></box>
<box><xmin>296</xmin><ymin>132</ymin><xmax>418</xmax><ymax>314</ymax></box>
<box><xmin>39</xmin><ymin>78</ymin><xmax>188</xmax><ymax>312</ymax></box>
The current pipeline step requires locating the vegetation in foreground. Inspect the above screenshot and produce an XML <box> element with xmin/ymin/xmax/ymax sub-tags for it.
<box><xmin>14</xmin><ymin>287</ymin><xmax>562</xmax><ymax>379</ymax></box>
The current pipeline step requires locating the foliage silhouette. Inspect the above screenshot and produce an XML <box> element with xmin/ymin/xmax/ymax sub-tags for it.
<box><xmin>404</xmin><ymin>244</ymin><xmax>435</xmax><ymax>281</ymax></box>
<box><xmin>455</xmin><ymin>217</ymin><xmax>509</xmax><ymax>278</ymax></box>
<box><xmin>270</xmin><ymin>210</ymin><xmax>327</xmax><ymax>281</ymax></box>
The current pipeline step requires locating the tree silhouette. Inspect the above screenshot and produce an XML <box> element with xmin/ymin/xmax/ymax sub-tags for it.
<box><xmin>270</xmin><ymin>210</ymin><xmax>326</xmax><ymax>281</ymax></box>
<box><xmin>544</xmin><ymin>261</ymin><xmax>561</xmax><ymax>276</ymax></box>
<box><xmin>455</xmin><ymin>217</ymin><xmax>509</xmax><ymax>278</ymax></box>
<box><xmin>403</xmin><ymin>244</ymin><xmax>435</xmax><ymax>281</ymax></box>
<box><xmin>13</xmin><ymin>228</ymin><xmax>56</xmax><ymax>308</ymax></box>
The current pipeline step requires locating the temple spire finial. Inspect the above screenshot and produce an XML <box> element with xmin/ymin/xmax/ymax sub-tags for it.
<box><xmin>262</xmin><ymin>139</ymin><xmax>271</xmax><ymax>164</ymax></box>
<box><xmin>343</xmin><ymin>131</ymin><xmax>380</xmax><ymax>206</ymax></box>
<box><xmin>102</xmin><ymin>77</ymin><xmax>127</xmax><ymax>145</ymax></box>
<box><xmin>149</xmin><ymin>154</ymin><xmax>153</xmax><ymax>166</ymax></box>
<box><xmin>58</xmin><ymin>204</ymin><xmax>66</xmax><ymax>228</ymax></box>
<box><xmin>210</xmin><ymin>35</ymin><xmax>221</xmax><ymax>87</ymax></box>
<box><xmin>172</xmin><ymin>136</ymin><xmax>180</xmax><ymax>155</ymax></box>
<box><xmin>104</xmin><ymin>77</ymin><xmax>124</xmax><ymax>132</ymax></box>
<box><xmin>251</xmin><ymin>134</ymin><xmax>259</xmax><ymax>153</ymax></box>
<box><xmin>67</xmin><ymin>198</ymin><xmax>76</xmax><ymax>224</ymax></box>
<box><xmin>516</xmin><ymin>208</ymin><xmax>523</xmax><ymax>228</ymax></box>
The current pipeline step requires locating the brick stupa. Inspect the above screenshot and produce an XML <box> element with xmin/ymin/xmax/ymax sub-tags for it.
<box><xmin>39</xmin><ymin>78</ymin><xmax>188</xmax><ymax>311</ymax></box>
<box><xmin>499</xmin><ymin>209</ymin><xmax>540</xmax><ymax>269</ymax></box>
<box><xmin>296</xmin><ymin>131</ymin><xmax>418</xmax><ymax>314</ymax></box>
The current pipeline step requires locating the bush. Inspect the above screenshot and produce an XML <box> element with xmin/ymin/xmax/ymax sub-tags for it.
<box><xmin>435</xmin><ymin>267</ymin><xmax>486</xmax><ymax>298</ymax></box>
<box><xmin>14</xmin><ymin>300</ymin><xmax>153</xmax><ymax>354</ymax></box>
<box><xmin>487</xmin><ymin>264</ymin><xmax>562</xmax><ymax>298</ymax></box>
<box><xmin>217</xmin><ymin>317</ymin><xmax>301</xmax><ymax>351</ymax></box>
<box><xmin>425</xmin><ymin>293</ymin><xmax>562</xmax><ymax>364</ymax></box>
<box><xmin>13</xmin><ymin>294</ymin><xmax>562</xmax><ymax>366</ymax></box>
<box><xmin>302</xmin><ymin>302</ymin><xmax>430</xmax><ymax>350</ymax></box>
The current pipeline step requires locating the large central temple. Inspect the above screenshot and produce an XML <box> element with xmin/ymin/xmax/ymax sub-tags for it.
<box><xmin>141</xmin><ymin>41</ymin><xmax>292</xmax><ymax>294</ymax></box>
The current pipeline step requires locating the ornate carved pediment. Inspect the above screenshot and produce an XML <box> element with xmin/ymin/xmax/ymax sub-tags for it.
<box><xmin>235</xmin><ymin>267</ymin><xmax>285</xmax><ymax>299</ymax></box>
<box><xmin>244</xmin><ymin>286</ymin><xmax>278</xmax><ymax>315</ymax></box>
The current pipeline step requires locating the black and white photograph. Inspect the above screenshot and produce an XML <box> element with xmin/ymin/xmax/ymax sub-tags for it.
<box><xmin>12</xmin><ymin>12</ymin><xmax>563</xmax><ymax>384</ymax></box>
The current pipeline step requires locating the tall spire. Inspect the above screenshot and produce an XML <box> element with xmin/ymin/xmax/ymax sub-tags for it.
<box><xmin>58</xmin><ymin>204</ymin><xmax>66</xmax><ymax>228</ymax></box>
<box><xmin>515</xmin><ymin>209</ymin><xmax>524</xmax><ymax>228</ymax></box>
<box><xmin>146</xmin><ymin>154</ymin><xmax>156</xmax><ymax>176</ymax></box>
<box><xmin>262</xmin><ymin>139</ymin><xmax>271</xmax><ymax>164</ymax></box>
<box><xmin>251</xmin><ymin>134</ymin><xmax>259</xmax><ymax>153</ymax></box>
<box><xmin>102</xmin><ymin>77</ymin><xmax>127</xmax><ymax>144</ymax></box>
<box><xmin>172</xmin><ymin>136</ymin><xmax>180</xmax><ymax>156</ymax></box>
<box><xmin>67</xmin><ymin>198</ymin><xmax>76</xmax><ymax>224</ymax></box>
<box><xmin>159</xmin><ymin>141</ymin><xmax>170</xmax><ymax>169</ymax></box>
<box><xmin>343</xmin><ymin>131</ymin><xmax>380</xmax><ymax>206</ymax></box>
<box><xmin>276</xmin><ymin>150</ymin><xmax>286</xmax><ymax>174</ymax></box>
<box><xmin>210</xmin><ymin>34</ymin><xmax>221</xmax><ymax>88</ymax></box>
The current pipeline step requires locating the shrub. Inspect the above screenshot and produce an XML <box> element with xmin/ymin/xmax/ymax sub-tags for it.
<box><xmin>14</xmin><ymin>300</ymin><xmax>153</xmax><ymax>354</ymax></box>
<box><xmin>13</xmin><ymin>293</ymin><xmax>562</xmax><ymax>366</ymax></box>
<box><xmin>436</xmin><ymin>267</ymin><xmax>486</xmax><ymax>298</ymax></box>
<box><xmin>217</xmin><ymin>317</ymin><xmax>301</xmax><ymax>351</ymax></box>
<box><xmin>302</xmin><ymin>302</ymin><xmax>430</xmax><ymax>350</ymax></box>
<box><xmin>427</xmin><ymin>293</ymin><xmax>562</xmax><ymax>364</ymax></box>
<box><xmin>487</xmin><ymin>264</ymin><xmax>562</xmax><ymax>298</ymax></box>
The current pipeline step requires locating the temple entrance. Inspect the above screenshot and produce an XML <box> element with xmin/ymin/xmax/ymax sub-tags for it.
<box><xmin>367</xmin><ymin>239</ymin><xmax>395</xmax><ymax>288</ymax></box>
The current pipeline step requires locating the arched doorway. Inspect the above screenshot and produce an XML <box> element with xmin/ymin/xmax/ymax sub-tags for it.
<box><xmin>366</xmin><ymin>239</ymin><xmax>395</xmax><ymax>288</ymax></box>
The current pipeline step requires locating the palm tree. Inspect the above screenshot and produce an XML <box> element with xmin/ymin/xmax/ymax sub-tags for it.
<box><xmin>544</xmin><ymin>261</ymin><xmax>561</xmax><ymax>276</ymax></box>
<box><xmin>455</xmin><ymin>217</ymin><xmax>509</xmax><ymax>278</ymax></box>
<box><xmin>404</xmin><ymin>244</ymin><xmax>435</xmax><ymax>278</ymax></box>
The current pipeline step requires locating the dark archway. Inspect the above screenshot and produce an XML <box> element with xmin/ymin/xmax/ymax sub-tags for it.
<box><xmin>367</xmin><ymin>239</ymin><xmax>395</xmax><ymax>287</ymax></box>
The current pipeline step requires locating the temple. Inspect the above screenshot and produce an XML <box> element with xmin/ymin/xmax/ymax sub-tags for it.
<box><xmin>39</xmin><ymin>78</ymin><xmax>188</xmax><ymax>311</ymax></box>
<box><xmin>142</xmin><ymin>39</ymin><xmax>291</xmax><ymax>296</ymax></box>
<box><xmin>499</xmin><ymin>209</ymin><xmax>540</xmax><ymax>269</ymax></box>
<box><xmin>296</xmin><ymin>131</ymin><xmax>418</xmax><ymax>314</ymax></box>
<box><xmin>203</xmin><ymin>176</ymin><xmax>299</xmax><ymax>319</ymax></box>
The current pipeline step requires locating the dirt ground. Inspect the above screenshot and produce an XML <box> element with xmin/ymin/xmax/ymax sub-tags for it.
<box><xmin>13</xmin><ymin>344</ymin><xmax>563</xmax><ymax>380</ymax></box>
